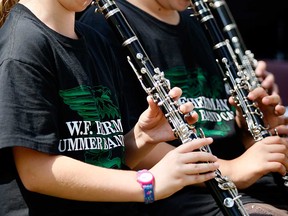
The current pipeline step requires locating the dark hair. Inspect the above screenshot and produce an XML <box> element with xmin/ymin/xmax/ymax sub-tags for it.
<box><xmin>0</xmin><ymin>0</ymin><xmax>19</xmax><ymax>27</ymax></box>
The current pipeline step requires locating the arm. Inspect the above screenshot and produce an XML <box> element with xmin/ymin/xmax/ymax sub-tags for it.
<box><xmin>13</xmin><ymin>138</ymin><xmax>219</xmax><ymax>202</ymax></box>
<box><xmin>133</xmin><ymin>142</ymin><xmax>175</xmax><ymax>170</ymax></box>
<box><xmin>13</xmin><ymin>146</ymin><xmax>144</xmax><ymax>202</ymax></box>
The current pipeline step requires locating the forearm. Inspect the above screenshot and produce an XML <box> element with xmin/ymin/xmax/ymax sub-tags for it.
<box><xmin>124</xmin><ymin>123</ymin><xmax>159</xmax><ymax>168</ymax></box>
<box><xmin>134</xmin><ymin>142</ymin><xmax>175</xmax><ymax>170</ymax></box>
<box><xmin>13</xmin><ymin>147</ymin><xmax>144</xmax><ymax>202</ymax></box>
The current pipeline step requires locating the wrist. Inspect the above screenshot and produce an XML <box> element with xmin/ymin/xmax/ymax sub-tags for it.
<box><xmin>134</xmin><ymin>122</ymin><xmax>155</xmax><ymax>146</ymax></box>
<box><xmin>137</xmin><ymin>169</ymin><xmax>155</xmax><ymax>204</ymax></box>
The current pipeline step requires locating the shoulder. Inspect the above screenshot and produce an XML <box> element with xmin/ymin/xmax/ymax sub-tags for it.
<box><xmin>0</xmin><ymin>5</ymin><xmax>56</xmax><ymax>64</ymax></box>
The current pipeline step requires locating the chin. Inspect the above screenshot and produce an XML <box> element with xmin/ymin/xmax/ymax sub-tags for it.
<box><xmin>77</xmin><ymin>0</ymin><xmax>92</xmax><ymax>11</ymax></box>
<box><xmin>178</xmin><ymin>1</ymin><xmax>191</xmax><ymax>11</ymax></box>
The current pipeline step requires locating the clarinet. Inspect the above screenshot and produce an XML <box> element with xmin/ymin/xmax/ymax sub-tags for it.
<box><xmin>204</xmin><ymin>0</ymin><xmax>260</xmax><ymax>91</ymax></box>
<box><xmin>91</xmin><ymin>1</ymin><xmax>249</xmax><ymax>215</ymax></box>
<box><xmin>190</xmin><ymin>0</ymin><xmax>288</xmax><ymax>187</ymax></box>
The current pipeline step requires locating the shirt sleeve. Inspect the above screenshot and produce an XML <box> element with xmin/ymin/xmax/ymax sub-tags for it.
<box><xmin>0</xmin><ymin>59</ymin><xmax>59</xmax><ymax>154</ymax></box>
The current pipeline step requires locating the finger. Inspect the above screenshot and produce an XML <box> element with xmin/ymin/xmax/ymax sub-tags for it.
<box><xmin>261</xmin><ymin>94</ymin><xmax>281</xmax><ymax>107</ymax></box>
<box><xmin>282</xmin><ymin>115</ymin><xmax>288</xmax><ymax>125</ymax></box>
<box><xmin>181</xmin><ymin>151</ymin><xmax>218</xmax><ymax>164</ymax></box>
<box><xmin>260</xmin><ymin>73</ymin><xmax>275</xmax><ymax>91</ymax></box>
<box><xmin>270</xmin><ymin>127</ymin><xmax>279</xmax><ymax>136</ymax></box>
<box><xmin>255</xmin><ymin>61</ymin><xmax>279</xmax><ymax>94</ymax></box>
<box><xmin>284</xmin><ymin>160</ymin><xmax>288</xmax><ymax>176</ymax></box>
<box><xmin>247</xmin><ymin>87</ymin><xmax>268</xmax><ymax>101</ymax></box>
<box><xmin>261</xmin><ymin>136</ymin><xmax>283</xmax><ymax>145</ymax></box>
<box><xmin>228</xmin><ymin>96</ymin><xmax>241</xmax><ymax>111</ymax></box>
<box><xmin>275</xmin><ymin>125</ymin><xmax>288</xmax><ymax>137</ymax></box>
<box><xmin>266</xmin><ymin>162</ymin><xmax>286</xmax><ymax>176</ymax></box>
<box><xmin>254</xmin><ymin>60</ymin><xmax>267</xmax><ymax>77</ymax></box>
<box><xmin>178</xmin><ymin>102</ymin><xmax>198</xmax><ymax>124</ymax></box>
<box><xmin>145</xmin><ymin>95</ymin><xmax>162</xmax><ymax>118</ymax></box>
<box><xmin>261</xmin><ymin>139</ymin><xmax>287</xmax><ymax>163</ymax></box>
<box><xmin>184</xmin><ymin>110</ymin><xmax>199</xmax><ymax>125</ymax></box>
<box><xmin>175</xmin><ymin>137</ymin><xmax>214</xmax><ymax>154</ymax></box>
<box><xmin>184</xmin><ymin>162</ymin><xmax>219</xmax><ymax>175</ymax></box>
<box><xmin>283</xmin><ymin>115</ymin><xmax>288</xmax><ymax>125</ymax></box>
<box><xmin>186</xmin><ymin>172</ymin><xmax>217</xmax><ymax>184</ymax></box>
<box><xmin>273</xmin><ymin>104</ymin><xmax>286</xmax><ymax>116</ymax></box>
<box><xmin>271</xmin><ymin>84</ymin><xmax>280</xmax><ymax>96</ymax></box>
<box><xmin>168</xmin><ymin>87</ymin><xmax>182</xmax><ymax>101</ymax></box>
<box><xmin>179</xmin><ymin>102</ymin><xmax>194</xmax><ymax>114</ymax></box>
<box><xmin>228</xmin><ymin>96</ymin><xmax>236</xmax><ymax>106</ymax></box>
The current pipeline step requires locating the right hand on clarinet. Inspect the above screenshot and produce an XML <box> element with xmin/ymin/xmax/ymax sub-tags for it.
<box><xmin>149</xmin><ymin>137</ymin><xmax>219</xmax><ymax>200</ymax></box>
<box><xmin>222</xmin><ymin>135</ymin><xmax>288</xmax><ymax>189</ymax></box>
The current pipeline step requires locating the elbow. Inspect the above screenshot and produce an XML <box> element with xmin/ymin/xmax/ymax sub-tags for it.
<box><xmin>12</xmin><ymin>146</ymin><xmax>51</xmax><ymax>193</ymax></box>
<box><xmin>18</xmin><ymin>168</ymin><xmax>40</xmax><ymax>192</ymax></box>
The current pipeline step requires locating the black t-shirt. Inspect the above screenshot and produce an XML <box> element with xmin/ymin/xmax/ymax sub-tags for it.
<box><xmin>79</xmin><ymin>1</ymin><xmax>288</xmax><ymax>215</ymax></box>
<box><xmin>0</xmin><ymin>3</ymin><xmax>140</xmax><ymax>216</ymax></box>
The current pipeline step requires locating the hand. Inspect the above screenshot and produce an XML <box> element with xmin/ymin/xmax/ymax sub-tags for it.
<box><xmin>275</xmin><ymin>115</ymin><xmax>288</xmax><ymax>137</ymax></box>
<box><xmin>247</xmin><ymin>87</ymin><xmax>286</xmax><ymax>131</ymax></box>
<box><xmin>255</xmin><ymin>60</ymin><xmax>279</xmax><ymax>95</ymax></box>
<box><xmin>136</xmin><ymin>87</ymin><xmax>198</xmax><ymax>145</ymax></box>
<box><xmin>150</xmin><ymin>137</ymin><xmax>219</xmax><ymax>200</ymax></box>
<box><xmin>230</xmin><ymin>87</ymin><xmax>285</xmax><ymax>135</ymax></box>
<box><xmin>224</xmin><ymin>136</ymin><xmax>288</xmax><ymax>189</ymax></box>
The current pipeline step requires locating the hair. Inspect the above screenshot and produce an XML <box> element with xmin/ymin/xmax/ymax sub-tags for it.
<box><xmin>0</xmin><ymin>0</ymin><xmax>19</xmax><ymax>27</ymax></box>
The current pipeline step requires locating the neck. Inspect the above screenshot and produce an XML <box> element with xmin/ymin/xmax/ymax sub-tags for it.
<box><xmin>19</xmin><ymin>0</ymin><xmax>78</xmax><ymax>39</ymax></box>
<box><xmin>127</xmin><ymin>0</ymin><xmax>180</xmax><ymax>25</ymax></box>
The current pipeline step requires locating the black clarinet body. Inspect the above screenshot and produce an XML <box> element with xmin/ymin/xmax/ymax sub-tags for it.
<box><xmin>91</xmin><ymin>1</ymin><xmax>249</xmax><ymax>215</ymax></box>
<box><xmin>205</xmin><ymin>0</ymin><xmax>260</xmax><ymax>90</ymax></box>
<box><xmin>191</xmin><ymin>0</ymin><xmax>288</xmax><ymax>188</ymax></box>
<box><xmin>191</xmin><ymin>0</ymin><xmax>269</xmax><ymax>141</ymax></box>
